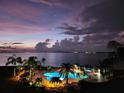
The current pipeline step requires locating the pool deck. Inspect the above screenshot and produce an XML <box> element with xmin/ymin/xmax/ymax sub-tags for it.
<box><xmin>31</xmin><ymin>69</ymin><xmax>108</xmax><ymax>84</ymax></box>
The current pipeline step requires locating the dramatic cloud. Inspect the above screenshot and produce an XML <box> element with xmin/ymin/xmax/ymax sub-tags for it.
<box><xmin>0</xmin><ymin>0</ymin><xmax>48</xmax><ymax>36</ymax></box>
<box><xmin>79</xmin><ymin>0</ymin><xmax>124</xmax><ymax>32</ymax></box>
<box><xmin>83</xmin><ymin>32</ymin><xmax>118</xmax><ymax>46</ymax></box>
<box><xmin>60</xmin><ymin>0</ymin><xmax>124</xmax><ymax>34</ymax></box>
<box><xmin>115</xmin><ymin>31</ymin><xmax>124</xmax><ymax>43</ymax></box>
<box><xmin>12</xmin><ymin>42</ymin><xmax>24</xmax><ymax>45</ymax></box>
<box><xmin>58</xmin><ymin>0</ymin><xmax>124</xmax><ymax>48</ymax></box>
<box><xmin>1</xmin><ymin>42</ymin><xmax>24</xmax><ymax>46</ymax></box>
<box><xmin>30</xmin><ymin>0</ymin><xmax>63</xmax><ymax>7</ymax></box>
<box><xmin>0</xmin><ymin>0</ymin><xmax>124</xmax><ymax>50</ymax></box>
<box><xmin>118</xmin><ymin>31</ymin><xmax>124</xmax><ymax>38</ymax></box>
<box><xmin>30</xmin><ymin>0</ymin><xmax>87</xmax><ymax>9</ymax></box>
<box><xmin>35</xmin><ymin>38</ymin><xmax>51</xmax><ymax>51</ymax></box>
<box><xmin>45</xmin><ymin>39</ymin><xmax>51</xmax><ymax>43</ymax></box>
<box><xmin>58</xmin><ymin>23</ymin><xmax>91</xmax><ymax>35</ymax></box>
<box><xmin>0</xmin><ymin>20</ymin><xmax>48</xmax><ymax>35</ymax></box>
<box><xmin>0</xmin><ymin>0</ymin><xmax>43</xmax><ymax>23</ymax></box>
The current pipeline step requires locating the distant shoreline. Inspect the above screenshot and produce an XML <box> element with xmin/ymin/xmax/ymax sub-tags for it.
<box><xmin>0</xmin><ymin>51</ymin><xmax>111</xmax><ymax>53</ymax></box>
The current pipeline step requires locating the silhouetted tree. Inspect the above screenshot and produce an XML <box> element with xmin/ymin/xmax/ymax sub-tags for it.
<box><xmin>107</xmin><ymin>41</ymin><xmax>123</xmax><ymax>63</ymax></box>
<box><xmin>117</xmin><ymin>47</ymin><xmax>124</xmax><ymax>59</ymax></box>
<box><xmin>41</xmin><ymin>58</ymin><xmax>46</xmax><ymax>66</ymax></box>
<box><xmin>99</xmin><ymin>58</ymin><xmax>113</xmax><ymax>79</ymax></box>
<box><xmin>107</xmin><ymin>40</ymin><xmax>122</xmax><ymax>52</ymax></box>
<box><xmin>6</xmin><ymin>55</ymin><xmax>23</xmax><ymax>76</ymax></box>
<box><xmin>16</xmin><ymin>57</ymin><xmax>23</xmax><ymax>64</ymax></box>
<box><xmin>23</xmin><ymin>56</ymin><xmax>39</xmax><ymax>79</ymax></box>
<box><xmin>59</xmin><ymin>63</ymin><xmax>74</xmax><ymax>85</ymax></box>
<box><xmin>50</xmin><ymin>77</ymin><xmax>62</xmax><ymax>83</ymax></box>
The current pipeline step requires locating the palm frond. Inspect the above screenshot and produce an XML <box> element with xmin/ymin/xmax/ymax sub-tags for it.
<box><xmin>5</xmin><ymin>61</ymin><xmax>12</xmax><ymax>66</ymax></box>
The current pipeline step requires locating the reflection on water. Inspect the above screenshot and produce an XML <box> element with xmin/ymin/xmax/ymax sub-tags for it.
<box><xmin>0</xmin><ymin>53</ymin><xmax>108</xmax><ymax>66</ymax></box>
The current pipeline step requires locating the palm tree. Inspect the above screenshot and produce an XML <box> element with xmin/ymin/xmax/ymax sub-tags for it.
<box><xmin>59</xmin><ymin>63</ymin><xmax>74</xmax><ymax>85</ymax></box>
<box><xmin>99</xmin><ymin>58</ymin><xmax>114</xmax><ymax>80</ymax></box>
<box><xmin>16</xmin><ymin>57</ymin><xmax>23</xmax><ymax>65</ymax></box>
<box><xmin>41</xmin><ymin>58</ymin><xmax>46</xmax><ymax>67</ymax></box>
<box><xmin>107</xmin><ymin>40</ymin><xmax>122</xmax><ymax>52</ymax></box>
<box><xmin>23</xmin><ymin>56</ymin><xmax>39</xmax><ymax>79</ymax></box>
<box><xmin>107</xmin><ymin>41</ymin><xmax>123</xmax><ymax>63</ymax></box>
<box><xmin>6</xmin><ymin>55</ymin><xmax>23</xmax><ymax>76</ymax></box>
<box><xmin>72</xmin><ymin>64</ymin><xmax>83</xmax><ymax>78</ymax></box>
<box><xmin>50</xmin><ymin>77</ymin><xmax>62</xmax><ymax>83</ymax></box>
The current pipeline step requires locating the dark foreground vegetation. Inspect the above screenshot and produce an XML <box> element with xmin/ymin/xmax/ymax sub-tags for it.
<box><xmin>79</xmin><ymin>70</ymin><xmax>124</xmax><ymax>93</ymax></box>
<box><xmin>0</xmin><ymin>66</ymin><xmax>124</xmax><ymax>93</ymax></box>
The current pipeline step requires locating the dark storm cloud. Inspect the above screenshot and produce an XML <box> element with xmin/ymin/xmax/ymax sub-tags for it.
<box><xmin>83</xmin><ymin>32</ymin><xmax>118</xmax><ymax>45</ymax></box>
<box><xmin>59</xmin><ymin>0</ymin><xmax>124</xmax><ymax>35</ymax></box>
<box><xmin>58</xmin><ymin>22</ymin><xmax>96</xmax><ymax>35</ymax></box>
<box><xmin>58</xmin><ymin>23</ymin><xmax>85</xmax><ymax>35</ymax></box>
<box><xmin>80</xmin><ymin>0</ymin><xmax>124</xmax><ymax>32</ymax></box>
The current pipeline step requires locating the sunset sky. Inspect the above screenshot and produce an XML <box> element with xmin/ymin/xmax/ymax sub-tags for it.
<box><xmin>0</xmin><ymin>0</ymin><xmax>124</xmax><ymax>50</ymax></box>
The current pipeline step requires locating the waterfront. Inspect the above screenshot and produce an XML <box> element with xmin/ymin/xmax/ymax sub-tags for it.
<box><xmin>0</xmin><ymin>53</ymin><xmax>108</xmax><ymax>66</ymax></box>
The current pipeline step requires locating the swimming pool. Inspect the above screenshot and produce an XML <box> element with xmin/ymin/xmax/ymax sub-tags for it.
<box><xmin>43</xmin><ymin>71</ymin><xmax>88</xmax><ymax>80</ymax></box>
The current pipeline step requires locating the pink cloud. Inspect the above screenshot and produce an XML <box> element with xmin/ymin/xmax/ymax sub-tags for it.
<box><xmin>0</xmin><ymin>1</ymin><xmax>43</xmax><ymax>23</ymax></box>
<box><xmin>118</xmin><ymin>31</ymin><xmax>124</xmax><ymax>37</ymax></box>
<box><xmin>115</xmin><ymin>31</ymin><xmax>124</xmax><ymax>43</ymax></box>
<box><xmin>0</xmin><ymin>35</ymin><xmax>48</xmax><ymax>48</ymax></box>
<box><xmin>29</xmin><ymin>0</ymin><xmax>86</xmax><ymax>10</ymax></box>
<box><xmin>13</xmin><ymin>39</ymin><xmax>43</xmax><ymax>48</ymax></box>
<box><xmin>0</xmin><ymin>19</ymin><xmax>49</xmax><ymax>35</ymax></box>
<box><xmin>30</xmin><ymin>0</ymin><xmax>64</xmax><ymax>7</ymax></box>
<box><xmin>0</xmin><ymin>1</ymin><xmax>48</xmax><ymax>36</ymax></box>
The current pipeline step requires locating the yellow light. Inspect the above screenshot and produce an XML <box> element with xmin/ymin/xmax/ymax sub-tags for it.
<box><xmin>12</xmin><ymin>70</ymin><xmax>25</xmax><ymax>81</ymax></box>
<box><xmin>42</xmin><ymin>79</ymin><xmax>65</xmax><ymax>89</ymax></box>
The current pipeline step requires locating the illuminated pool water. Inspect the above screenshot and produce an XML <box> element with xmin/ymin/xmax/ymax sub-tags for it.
<box><xmin>43</xmin><ymin>71</ymin><xmax>88</xmax><ymax>80</ymax></box>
